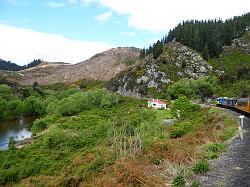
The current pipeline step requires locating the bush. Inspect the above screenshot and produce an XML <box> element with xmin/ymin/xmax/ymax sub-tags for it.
<box><xmin>167</xmin><ymin>79</ymin><xmax>195</xmax><ymax>100</ymax></box>
<box><xmin>23</xmin><ymin>96</ymin><xmax>45</xmax><ymax>116</ymax></box>
<box><xmin>32</xmin><ymin>114</ymin><xmax>62</xmax><ymax>134</ymax></box>
<box><xmin>46</xmin><ymin>89</ymin><xmax>121</xmax><ymax>116</ymax></box>
<box><xmin>193</xmin><ymin>159</ymin><xmax>209</xmax><ymax>174</ymax></box>
<box><xmin>202</xmin><ymin>143</ymin><xmax>226</xmax><ymax>159</ymax></box>
<box><xmin>169</xmin><ymin>121</ymin><xmax>193</xmax><ymax>138</ymax></box>
<box><xmin>170</xmin><ymin>96</ymin><xmax>201</xmax><ymax>119</ymax></box>
<box><xmin>172</xmin><ymin>176</ymin><xmax>185</xmax><ymax>187</ymax></box>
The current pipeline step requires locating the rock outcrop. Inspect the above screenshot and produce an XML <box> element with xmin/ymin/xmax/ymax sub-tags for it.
<box><xmin>107</xmin><ymin>41</ymin><xmax>212</xmax><ymax>98</ymax></box>
<box><xmin>231</xmin><ymin>32</ymin><xmax>250</xmax><ymax>55</ymax></box>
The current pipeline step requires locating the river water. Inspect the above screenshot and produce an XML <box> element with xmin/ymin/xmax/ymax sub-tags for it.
<box><xmin>0</xmin><ymin>117</ymin><xmax>36</xmax><ymax>150</ymax></box>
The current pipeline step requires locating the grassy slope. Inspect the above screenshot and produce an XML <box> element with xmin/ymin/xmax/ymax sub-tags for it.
<box><xmin>0</xmin><ymin>92</ymin><xmax>238</xmax><ymax>186</ymax></box>
<box><xmin>208</xmin><ymin>49</ymin><xmax>250</xmax><ymax>97</ymax></box>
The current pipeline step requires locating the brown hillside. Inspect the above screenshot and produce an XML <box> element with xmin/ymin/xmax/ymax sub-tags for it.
<box><xmin>0</xmin><ymin>47</ymin><xmax>140</xmax><ymax>85</ymax></box>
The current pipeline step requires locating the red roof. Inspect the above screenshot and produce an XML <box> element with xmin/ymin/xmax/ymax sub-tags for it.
<box><xmin>148</xmin><ymin>99</ymin><xmax>166</xmax><ymax>104</ymax></box>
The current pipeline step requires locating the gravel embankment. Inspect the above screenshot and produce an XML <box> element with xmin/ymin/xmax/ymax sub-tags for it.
<box><xmin>198</xmin><ymin>110</ymin><xmax>250</xmax><ymax>187</ymax></box>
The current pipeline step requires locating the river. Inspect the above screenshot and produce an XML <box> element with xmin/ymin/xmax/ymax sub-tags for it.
<box><xmin>0</xmin><ymin>116</ymin><xmax>37</xmax><ymax>150</ymax></box>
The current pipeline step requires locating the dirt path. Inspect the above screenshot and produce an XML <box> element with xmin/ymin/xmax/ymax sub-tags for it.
<box><xmin>198</xmin><ymin>110</ymin><xmax>250</xmax><ymax>187</ymax></box>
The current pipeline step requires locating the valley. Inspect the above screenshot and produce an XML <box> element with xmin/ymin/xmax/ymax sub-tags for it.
<box><xmin>0</xmin><ymin>12</ymin><xmax>249</xmax><ymax>187</ymax></box>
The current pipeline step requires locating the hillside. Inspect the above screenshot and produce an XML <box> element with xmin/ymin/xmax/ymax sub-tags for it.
<box><xmin>140</xmin><ymin>12</ymin><xmax>250</xmax><ymax>60</ymax></box>
<box><xmin>0</xmin><ymin>47</ymin><xmax>140</xmax><ymax>85</ymax></box>
<box><xmin>107</xmin><ymin>32</ymin><xmax>250</xmax><ymax>98</ymax></box>
<box><xmin>107</xmin><ymin>41</ymin><xmax>212</xmax><ymax>98</ymax></box>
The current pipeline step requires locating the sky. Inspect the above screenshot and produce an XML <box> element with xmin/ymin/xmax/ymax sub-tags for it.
<box><xmin>0</xmin><ymin>0</ymin><xmax>249</xmax><ymax>65</ymax></box>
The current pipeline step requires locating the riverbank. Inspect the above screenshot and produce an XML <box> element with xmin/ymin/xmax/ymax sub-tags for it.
<box><xmin>198</xmin><ymin>109</ymin><xmax>250</xmax><ymax>186</ymax></box>
<box><xmin>0</xmin><ymin>116</ymin><xmax>36</xmax><ymax>150</ymax></box>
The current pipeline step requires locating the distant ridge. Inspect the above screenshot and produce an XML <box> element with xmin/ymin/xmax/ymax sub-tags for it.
<box><xmin>0</xmin><ymin>47</ymin><xmax>140</xmax><ymax>85</ymax></box>
<box><xmin>0</xmin><ymin>59</ymin><xmax>43</xmax><ymax>71</ymax></box>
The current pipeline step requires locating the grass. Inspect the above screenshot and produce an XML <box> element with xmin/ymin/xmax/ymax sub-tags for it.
<box><xmin>0</xmin><ymin>92</ymin><xmax>238</xmax><ymax>186</ymax></box>
<box><xmin>155</xmin><ymin>109</ymin><xmax>172</xmax><ymax>120</ymax></box>
<box><xmin>202</xmin><ymin>142</ymin><xmax>227</xmax><ymax>159</ymax></box>
<box><xmin>193</xmin><ymin>159</ymin><xmax>209</xmax><ymax>174</ymax></box>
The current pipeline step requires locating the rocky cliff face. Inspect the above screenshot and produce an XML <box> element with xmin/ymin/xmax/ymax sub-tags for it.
<box><xmin>231</xmin><ymin>32</ymin><xmax>250</xmax><ymax>54</ymax></box>
<box><xmin>107</xmin><ymin>41</ymin><xmax>212</xmax><ymax>98</ymax></box>
<box><xmin>0</xmin><ymin>47</ymin><xmax>140</xmax><ymax>85</ymax></box>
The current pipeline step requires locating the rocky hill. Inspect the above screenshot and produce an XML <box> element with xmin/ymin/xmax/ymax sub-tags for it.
<box><xmin>211</xmin><ymin>32</ymin><xmax>250</xmax><ymax>83</ymax></box>
<box><xmin>107</xmin><ymin>41</ymin><xmax>213</xmax><ymax>98</ymax></box>
<box><xmin>0</xmin><ymin>47</ymin><xmax>140</xmax><ymax>85</ymax></box>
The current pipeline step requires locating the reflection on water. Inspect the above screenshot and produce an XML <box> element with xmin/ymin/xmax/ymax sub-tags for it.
<box><xmin>0</xmin><ymin>116</ymin><xmax>36</xmax><ymax>150</ymax></box>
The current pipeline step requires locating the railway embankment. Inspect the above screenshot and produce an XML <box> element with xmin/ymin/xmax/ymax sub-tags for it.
<box><xmin>198</xmin><ymin>109</ymin><xmax>250</xmax><ymax>186</ymax></box>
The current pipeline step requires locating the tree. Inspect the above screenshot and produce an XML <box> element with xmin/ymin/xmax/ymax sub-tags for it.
<box><xmin>7</xmin><ymin>99</ymin><xmax>24</xmax><ymax>117</ymax></box>
<box><xmin>167</xmin><ymin>79</ymin><xmax>195</xmax><ymax>99</ymax></box>
<box><xmin>202</xmin><ymin>43</ymin><xmax>209</xmax><ymax>60</ymax></box>
<box><xmin>0</xmin><ymin>98</ymin><xmax>8</xmax><ymax>120</ymax></box>
<box><xmin>193</xmin><ymin>76</ymin><xmax>215</xmax><ymax>102</ymax></box>
<box><xmin>32</xmin><ymin>81</ymin><xmax>39</xmax><ymax>89</ymax></box>
<box><xmin>0</xmin><ymin>84</ymin><xmax>12</xmax><ymax>100</ymax></box>
<box><xmin>23</xmin><ymin>96</ymin><xmax>45</xmax><ymax>116</ymax></box>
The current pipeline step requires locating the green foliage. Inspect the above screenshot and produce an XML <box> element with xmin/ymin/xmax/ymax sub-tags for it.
<box><xmin>170</xmin><ymin>96</ymin><xmax>201</xmax><ymax>119</ymax></box>
<box><xmin>8</xmin><ymin>136</ymin><xmax>16</xmax><ymax>150</ymax></box>
<box><xmin>32</xmin><ymin>114</ymin><xmax>61</xmax><ymax>134</ymax></box>
<box><xmin>56</xmin><ymin>88</ymin><xmax>81</xmax><ymax>100</ymax></box>
<box><xmin>0</xmin><ymin>84</ymin><xmax>12</xmax><ymax>100</ymax></box>
<box><xmin>167</xmin><ymin>77</ymin><xmax>217</xmax><ymax>100</ymax></box>
<box><xmin>169</xmin><ymin>121</ymin><xmax>193</xmax><ymax>138</ymax></box>
<box><xmin>32</xmin><ymin>118</ymin><xmax>47</xmax><ymax>134</ymax></box>
<box><xmin>144</xmin><ymin>13</ymin><xmax>250</xmax><ymax>59</ymax></box>
<box><xmin>193</xmin><ymin>159</ymin><xmax>209</xmax><ymax>174</ymax></box>
<box><xmin>202</xmin><ymin>143</ymin><xmax>227</xmax><ymax>159</ymax></box>
<box><xmin>6</xmin><ymin>99</ymin><xmax>24</xmax><ymax>117</ymax></box>
<box><xmin>167</xmin><ymin>79</ymin><xmax>195</xmax><ymax>99</ymax></box>
<box><xmin>172</xmin><ymin>176</ymin><xmax>185</xmax><ymax>187</ymax></box>
<box><xmin>0</xmin><ymin>98</ymin><xmax>8</xmax><ymax>120</ymax></box>
<box><xmin>47</xmin><ymin>89</ymin><xmax>121</xmax><ymax>116</ymax></box>
<box><xmin>23</xmin><ymin>96</ymin><xmax>45</xmax><ymax>116</ymax></box>
<box><xmin>210</xmin><ymin>49</ymin><xmax>250</xmax><ymax>83</ymax></box>
<box><xmin>193</xmin><ymin>77</ymin><xmax>215</xmax><ymax>101</ymax></box>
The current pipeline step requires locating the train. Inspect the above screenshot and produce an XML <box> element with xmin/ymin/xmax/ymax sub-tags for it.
<box><xmin>216</xmin><ymin>97</ymin><xmax>250</xmax><ymax>115</ymax></box>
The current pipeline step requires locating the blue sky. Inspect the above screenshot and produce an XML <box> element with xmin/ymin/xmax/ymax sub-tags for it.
<box><xmin>0</xmin><ymin>0</ymin><xmax>249</xmax><ymax>65</ymax></box>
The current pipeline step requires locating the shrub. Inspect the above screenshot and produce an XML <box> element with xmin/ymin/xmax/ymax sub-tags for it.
<box><xmin>167</xmin><ymin>79</ymin><xmax>195</xmax><ymax>99</ymax></box>
<box><xmin>8</xmin><ymin>136</ymin><xmax>16</xmax><ymax>150</ymax></box>
<box><xmin>32</xmin><ymin>114</ymin><xmax>61</xmax><ymax>134</ymax></box>
<box><xmin>172</xmin><ymin>176</ymin><xmax>185</xmax><ymax>187</ymax></box>
<box><xmin>193</xmin><ymin>159</ymin><xmax>209</xmax><ymax>174</ymax></box>
<box><xmin>202</xmin><ymin>143</ymin><xmax>226</xmax><ymax>159</ymax></box>
<box><xmin>23</xmin><ymin>96</ymin><xmax>46</xmax><ymax>116</ymax></box>
<box><xmin>170</xmin><ymin>96</ymin><xmax>201</xmax><ymax>119</ymax></box>
<box><xmin>169</xmin><ymin>121</ymin><xmax>193</xmax><ymax>138</ymax></box>
<box><xmin>46</xmin><ymin>89</ymin><xmax>121</xmax><ymax>116</ymax></box>
<box><xmin>32</xmin><ymin>119</ymin><xmax>47</xmax><ymax>134</ymax></box>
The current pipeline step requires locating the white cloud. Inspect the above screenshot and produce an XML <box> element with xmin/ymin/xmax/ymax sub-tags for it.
<box><xmin>44</xmin><ymin>1</ymin><xmax>65</xmax><ymax>8</ymax></box>
<box><xmin>121</xmin><ymin>32</ymin><xmax>136</xmax><ymax>37</ymax></box>
<box><xmin>0</xmin><ymin>24</ymin><xmax>113</xmax><ymax>65</ymax></box>
<box><xmin>96</xmin><ymin>11</ymin><xmax>112</xmax><ymax>22</ymax></box>
<box><xmin>92</xmin><ymin>0</ymin><xmax>250</xmax><ymax>32</ymax></box>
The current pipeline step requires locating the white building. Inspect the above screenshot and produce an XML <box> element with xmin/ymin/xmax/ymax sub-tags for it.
<box><xmin>148</xmin><ymin>99</ymin><xmax>167</xmax><ymax>109</ymax></box>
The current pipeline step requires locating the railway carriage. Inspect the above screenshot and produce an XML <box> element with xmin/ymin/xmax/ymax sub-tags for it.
<box><xmin>236</xmin><ymin>98</ymin><xmax>250</xmax><ymax>114</ymax></box>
